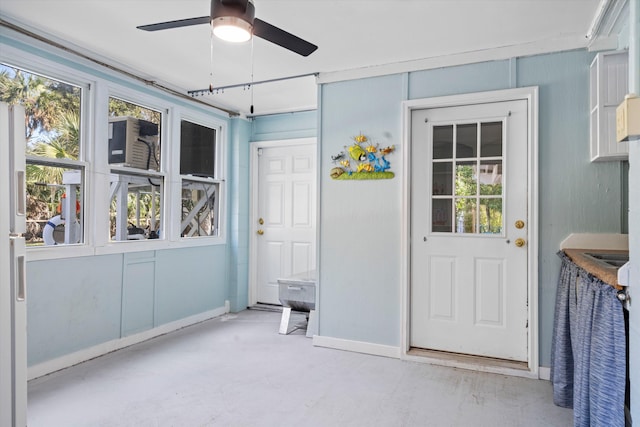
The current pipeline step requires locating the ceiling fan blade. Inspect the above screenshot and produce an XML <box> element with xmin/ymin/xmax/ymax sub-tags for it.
<box><xmin>253</xmin><ymin>18</ymin><xmax>317</xmax><ymax>57</ymax></box>
<box><xmin>137</xmin><ymin>16</ymin><xmax>210</xmax><ymax>32</ymax></box>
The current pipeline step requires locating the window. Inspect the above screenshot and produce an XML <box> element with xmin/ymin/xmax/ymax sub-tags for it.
<box><xmin>108</xmin><ymin>97</ymin><xmax>163</xmax><ymax>241</ymax></box>
<box><xmin>431</xmin><ymin>121</ymin><xmax>503</xmax><ymax>234</ymax></box>
<box><xmin>180</xmin><ymin>120</ymin><xmax>220</xmax><ymax>238</ymax></box>
<box><xmin>181</xmin><ymin>180</ymin><xmax>219</xmax><ymax>237</ymax></box>
<box><xmin>1</xmin><ymin>64</ymin><xmax>85</xmax><ymax>246</ymax></box>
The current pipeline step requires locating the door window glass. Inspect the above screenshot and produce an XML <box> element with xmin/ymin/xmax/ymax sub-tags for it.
<box><xmin>431</xmin><ymin>120</ymin><xmax>504</xmax><ymax>235</ymax></box>
<box><xmin>432</xmin><ymin>125</ymin><xmax>453</xmax><ymax>159</ymax></box>
<box><xmin>480</xmin><ymin>121</ymin><xmax>502</xmax><ymax>157</ymax></box>
<box><xmin>432</xmin><ymin>162</ymin><xmax>452</xmax><ymax>195</ymax></box>
<box><xmin>456</xmin><ymin>123</ymin><xmax>477</xmax><ymax>158</ymax></box>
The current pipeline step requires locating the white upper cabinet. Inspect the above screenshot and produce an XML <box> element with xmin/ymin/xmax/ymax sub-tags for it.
<box><xmin>590</xmin><ymin>51</ymin><xmax>629</xmax><ymax>161</ymax></box>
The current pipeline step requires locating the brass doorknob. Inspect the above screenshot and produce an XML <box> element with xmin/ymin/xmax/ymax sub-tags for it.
<box><xmin>258</xmin><ymin>218</ymin><xmax>264</xmax><ymax>225</ymax></box>
<box><xmin>515</xmin><ymin>238</ymin><xmax>526</xmax><ymax>247</ymax></box>
<box><xmin>257</xmin><ymin>229</ymin><xmax>264</xmax><ymax>235</ymax></box>
<box><xmin>515</xmin><ymin>220</ymin><xmax>525</xmax><ymax>229</ymax></box>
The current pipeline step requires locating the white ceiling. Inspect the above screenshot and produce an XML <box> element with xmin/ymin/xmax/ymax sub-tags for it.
<box><xmin>1</xmin><ymin>0</ymin><xmax>604</xmax><ymax>117</ymax></box>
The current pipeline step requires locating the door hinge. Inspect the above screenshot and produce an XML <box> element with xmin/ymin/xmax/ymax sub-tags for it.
<box><xmin>257</xmin><ymin>148</ymin><xmax>263</xmax><ymax>156</ymax></box>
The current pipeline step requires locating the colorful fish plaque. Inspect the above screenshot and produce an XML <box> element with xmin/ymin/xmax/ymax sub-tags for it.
<box><xmin>330</xmin><ymin>133</ymin><xmax>395</xmax><ymax>180</ymax></box>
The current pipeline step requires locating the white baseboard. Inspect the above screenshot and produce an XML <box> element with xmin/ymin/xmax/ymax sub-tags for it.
<box><xmin>312</xmin><ymin>335</ymin><xmax>401</xmax><ymax>359</ymax></box>
<box><xmin>28</xmin><ymin>305</ymin><xmax>229</xmax><ymax>380</ymax></box>
<box><xmin>312</xmin><ymin>336</ymin><xmax>550</xmax><ymax>381</ymax></box>
<box><xmin>538</xmin><ymin>366</ymin><xmax>551</xmax><ymax>381</ymax></box>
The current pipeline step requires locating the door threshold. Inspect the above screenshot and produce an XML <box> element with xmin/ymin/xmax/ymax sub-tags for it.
<box><xmin>406</xmin><ymin>347</ymin><xmax>533</xmax><ymax>378</ymax></box>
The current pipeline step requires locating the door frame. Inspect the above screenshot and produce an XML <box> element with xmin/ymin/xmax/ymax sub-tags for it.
<box><xmin>400</xmin><ymin>87</ymin><xmax>539</xmax><ymax>377</ymax></box>
<box><xmin>248</xmin><ymin>137</ymin><xmax>317</xmax><ymax>307</ymax></box>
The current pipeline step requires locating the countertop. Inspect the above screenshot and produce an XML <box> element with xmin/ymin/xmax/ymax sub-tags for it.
<box><xmin>563</xmin><ymin>249</ymin><xmax>628</xmax><ymax>290</ymax></box>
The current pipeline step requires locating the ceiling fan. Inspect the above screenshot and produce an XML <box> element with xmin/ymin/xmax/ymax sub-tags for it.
<box><xmin>137</xmin><ymin>0</ymin><xmax>318</xmax><ymax>57</ymax></box>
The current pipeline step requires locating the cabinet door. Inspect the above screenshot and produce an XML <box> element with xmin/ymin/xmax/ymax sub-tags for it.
<box><xmin>590</xmin><ymin>51</ymin><xmax>628</xmax><ymax>161</ymax></box>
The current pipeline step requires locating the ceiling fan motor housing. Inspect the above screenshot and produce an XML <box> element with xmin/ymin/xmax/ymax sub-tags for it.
<box><xmin>211</xmin><ymin>0</ymin><xmax>255</xmax><ymax>26</ymax></box>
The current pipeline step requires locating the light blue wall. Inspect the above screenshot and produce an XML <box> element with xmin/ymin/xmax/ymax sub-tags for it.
<box><xmin>517</xmin><ymin>50</ymin><xmax>623</xmax><ymax>365</ymax></box>
<box><xmin>227</xmin><ymin>117</ymin><xmax>252</xmax><ymax>312</ymax></box>
<box><xmin>26</xmin><ymin>255</ymin><xmax>123</xmax><ymax>365</ymax></box>
<box><xmin>27</xmin><ymin>246</ymin><xmax>229</xmax><ymax>366</ymax></box>
<box><xmin>318</xmin><ymin>50</ymin><xmax>625</xmax><ymax>366</ymax></box>
<box><xmin>155</xmin><ymin>246</ymin><xmax>228</xmax><ymax>324</ymax></box>
<box><xmin>250</xmin><ymin>110</ymin><xmax>317</xmax><ymax>141</ymax></box>
<box><xmin>319</xmin><ymin>74</ymin><xmax>405</xmax><ymax>346</ymax></box>
<box><xmin>409</xmin><ymin>59</ymin><xmax>514</xmax><ymax>98</ymax></box>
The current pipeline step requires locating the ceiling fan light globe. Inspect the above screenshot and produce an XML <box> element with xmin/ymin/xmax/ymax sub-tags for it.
<box><xmin>212</xmin><ymin>17</ymin><xmax>252</xmax><ymax>43</ymax></box>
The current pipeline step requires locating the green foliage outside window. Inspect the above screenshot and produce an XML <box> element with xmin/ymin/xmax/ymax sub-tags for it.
<box><xmin>455</xmin><ymin>164</ymin><xmax>502</xmax><ymax>234</ymax></box>
<box><xmin>1</xmin><ymin>64</ymin><xmax>82</xmax><ymax>244</ymax></box>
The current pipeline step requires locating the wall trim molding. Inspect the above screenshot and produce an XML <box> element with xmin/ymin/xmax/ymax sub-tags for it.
<box><xmin>312</xmin><ymin>335</ymin><xmax>551</xmax><ymax>381</ymax></box>
<box><xmin>539</xmin><ymin>366</ymin><xmax>551</xmax><ymax>381</ymax></box>
<box><xmin>318</xmin><ymin>35</ymin><xmax>588</xmax><ymax>85</ymax></box>
<box><xmin>28</xmin><ymin>305</ymin><xmax>229</xmax><ymax>380</ymax></box>
<box><xmin>312</xmin><ymin>335</ymin><xmax>402</xmax><ymax>359</ymax></box>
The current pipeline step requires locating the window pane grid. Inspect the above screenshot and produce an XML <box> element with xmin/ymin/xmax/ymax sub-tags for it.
<box><xmin>180</xmin><ymin>120</ymin><xmax>220</xmax><ymax>238</ymax></box>
<box><xmin>2</xmin><ymin>63</ymin><xmax>85</xmax><ymax>246</ymax></box>
<box><xmin>431</xmin><ymin>120</ymin><xmax>504</xmax><ymax>235</ymax></box>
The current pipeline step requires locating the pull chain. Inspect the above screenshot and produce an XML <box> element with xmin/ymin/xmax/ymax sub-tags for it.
<box><xmin>250</xmin><ymin>37</ymin><xmax>254</xmax><ymax>114</ymax></box>
<box><xmin>209</xmin><ymin>28</ymin><xmax>214</xmax><ymax>93</ymax></box>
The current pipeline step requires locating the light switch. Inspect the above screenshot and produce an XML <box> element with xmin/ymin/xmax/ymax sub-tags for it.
<box><xmin>616</xmin><ymin>95</ymin><xmax>640</xmax><ymax>142</ymax></box>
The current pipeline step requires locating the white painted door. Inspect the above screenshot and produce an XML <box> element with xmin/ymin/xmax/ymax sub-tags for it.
<box><xmin>0</xmin><ymin>102</ymin><xmax>28</xmax><ymax>426</ymax></box>
<box><xmin>254</xmin><ymin>142</ymin><xmax>316</xmax><ymax>305</ymax></box>
<box><xmin>410</xmin><ymin>100</ymin><xmax>529</xmax><ymax>361</ymax></box>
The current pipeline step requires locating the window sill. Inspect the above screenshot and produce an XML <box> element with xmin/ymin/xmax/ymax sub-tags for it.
<box><xmin>26</xmin><ymin>236</ymin><xmax>226</xmax><ymax>262</ymax></box>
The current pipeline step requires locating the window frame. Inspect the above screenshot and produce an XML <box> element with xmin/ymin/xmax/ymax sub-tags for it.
<box><xmin>2</xmin><ymin>40</ymin><xmax>229</xmax><ymax>260</ymax></box>
<box><xmin>106</xmin><ymin>93</ymin><xmax>167</xmax><ymax>245</ymax></box>
<box><xmin>175</xmin><ymin>111</ymin><xmax>227</xmax><ymax>243</ymax></box>
<box><xmin>1</xmin><ymin>60</ymin><xmax>91</xmax><ymax>255</ymax></box>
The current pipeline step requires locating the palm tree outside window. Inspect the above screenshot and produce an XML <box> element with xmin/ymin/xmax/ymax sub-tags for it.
<box><xmin>0</xmin><ymin>64</ymin><xmax>84</xmax><ymax>246</ymax></box>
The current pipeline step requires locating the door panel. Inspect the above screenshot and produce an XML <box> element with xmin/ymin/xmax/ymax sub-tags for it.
<box><xmin>475</xmin><ymin>258</ymin><xmax>505</xmax><ymax>326</ymax></box>
<box><xmin>255</xmin><ymin>143</ymin><xmax>316</xmax><ymax>305</ymax></box>
<box><xmin>292</xmin><ymin>182</ymin><xmax>312</xmax><ymax>226</ymax></box>
<box><xmin>429</xmin><ymin>256</ymin><xmax>455</xmax><ymax>320</ymax></box>
<box><xmin>411</xmin><ymin>100</ymin><xmax>528</xmax><ymax>362</ymax></box>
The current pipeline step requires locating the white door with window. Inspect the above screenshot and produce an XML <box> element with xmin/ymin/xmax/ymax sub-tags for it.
<box><xmin>251</xmin><ymin>140</ymin><xmax>316</xmax><ymax>305</ymax></box>
<box><xmin>410</xmin><ymin>99</ymin><xmax>529</xmax><ymax>361</ymax></box>
<box><xmin>0</xmin><ymin>102</ymin><xmax>28</xmax><ymax>426</ymax></box>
